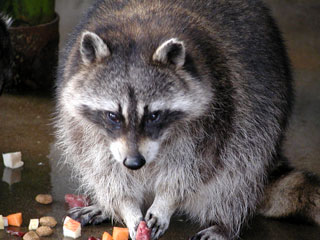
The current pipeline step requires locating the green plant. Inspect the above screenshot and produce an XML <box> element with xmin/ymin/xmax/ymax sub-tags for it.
<box><xmin>0</xmin><ymin>0</ymin><xmax>55</xmax><ymax>26</ymax></box>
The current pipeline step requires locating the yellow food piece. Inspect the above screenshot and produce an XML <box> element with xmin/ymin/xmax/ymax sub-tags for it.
<box><xmin>112</xmin><ymin>227</ymin><xmax>129</xmax><ymax>240</ymax></box>
<box><xmin>7</xmin><ymin>212</ymin><xmax>22</xmax><ymax>227</ymax></box>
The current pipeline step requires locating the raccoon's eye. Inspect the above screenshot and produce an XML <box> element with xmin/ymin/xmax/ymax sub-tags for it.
<box><xmin>107</xmin><ymin>111</ymin><xmax>122</xmax><ymax>124</ymax></box>
<box><xmin>146</xmin><ymin>111</ymin><xmax>161</xmax><ymax>123</ymax></box>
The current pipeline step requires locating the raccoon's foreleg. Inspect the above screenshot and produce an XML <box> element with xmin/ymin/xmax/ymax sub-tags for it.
<box><xmin>145</xmin><ymin>194</ymin><xmax>177</xmax><ymax>239</ymax></box>
<box><xmin>119</xmin><ymin>199</ymin><xmax>143</xmax><ymax>240</ymax></box>
<box><xmin>259</xmin><ymin>170</ymin><xmax>320</xmax><ymax>225</ymax></box>
<box><xmin>68</xmin><ymin>205</ymin><xmax>109</xmax><ymax>226</ymax></box>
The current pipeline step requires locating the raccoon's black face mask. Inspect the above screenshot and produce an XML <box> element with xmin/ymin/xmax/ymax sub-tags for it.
<box><xmin>80</xmin><ymin>92</ymin><xmax>186</xmax><ymax>170</ymax></box>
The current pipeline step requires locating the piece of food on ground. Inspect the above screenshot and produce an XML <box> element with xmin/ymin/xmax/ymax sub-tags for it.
<box><xmin>35</xmin><ymin>194</ymin><xmax>53</xmax><ymax>204</ymax></box>
<box><xmin>2</xmin><ymin>152</ymin><xmax>24</xmax><ymax>169</ymax></box>
<box><xmin>65</xmin><ymin>194</ymin><xmax>90</xmax><ymax>208</ymax></box>
<box><xmin>39</xmin><ymin>216</ymin><xmax>57</xmax><ymax>227</ymax></box>
<box><xmin>63</xmin><ymin>216</ymin><xmax>81</xmax><ymax>239</ymax></box>
<box><xmin>0</xmin><ymin>215</ymin><xmax>4</xmax><ymax>230</ymax></box>
<box><xmin>102</xmin><ymin>231</ymin><xmax>113</xmax><ymax>240</ymax></box>
<box><xmin>36</xmin><ymin>226</ymin><xmax>53</xmax><ymax>237</ymax></box>
<box><xmin>3</xmin><ymin>217</ymin><xmax>8</xmax><ymax>227</ymax></box>
<box><xmin>6</xmin><ymin>228</ymin><xmax>26</xmax><ymax>237</ymax></box>
<box><xmin>136</xmin><ymin>221</ymin><xmax>151</xmax><ymax>240</ymax></box>
<box><xmin>112</xmin><ymin>227</ymin><xmax>129</xmax><ymax>240</ymax></box>
<box><xmin>28</xmin><ymin>219</ymin><xmax>39</xmax><ymax>230</ymax></box>
<box><xmin>6</xmin><ymin>212</ymin><xmax>22</xmax><ymax>227</ymax></box>
<box><xmin>89</xmin><ymin>237</ymin><xmax>101</xmax><ymax>240</ymax></box>
<box><xmin>23</xmin><ymin>231</ymin><xmax>40</xmax><ymax>240</ymax></box>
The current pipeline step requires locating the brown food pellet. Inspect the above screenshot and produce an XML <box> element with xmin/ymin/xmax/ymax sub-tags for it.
<box><xmin>23</xmin><ymin>231</ymin><xmax>40</xmax><ymax>240</ymax></box>
<box><xmin>35</xmin><ymin>194</ymin><xmax>53</xmax><ymax>204</ymax></box>
<box><xmin>36</xmin><ymin>226</ymin><xmax>53</xmax><ymax>237</ymax></box>
<box><xmin>40</xmin><ymin>216</ymin><xmax>57</xmax><ymax>227</ymax></box>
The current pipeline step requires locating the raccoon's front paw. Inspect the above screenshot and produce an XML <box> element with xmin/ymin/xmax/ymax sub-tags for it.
<box><xmin>127</xmin><ymin>216</ymin><xmax>143</xmax><ymax>240</ymax></box>
<box><xmin>145</xmin><ymin>209</ymin><xmax>170</xmax><ymax>239</ymax></box>
<box><xmin>68</xmin><ymin>205</ymin><xmax>108</xmax><ymax>226</ymax></box>
<box><xmin>190</xmin><ymin>226</ymin><xmax>228</xmax><ymax>240</ymax></box>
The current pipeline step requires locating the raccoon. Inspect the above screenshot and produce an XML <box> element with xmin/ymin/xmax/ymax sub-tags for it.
<box><xmin>0</xmin><ymin>14</ymin><xmax>12</xmax><ymax>94</ymax></box>
<box><xmin>55</xmin><ymin>0</ymin><xmax>320</xmax><ymax>239</ymax></box>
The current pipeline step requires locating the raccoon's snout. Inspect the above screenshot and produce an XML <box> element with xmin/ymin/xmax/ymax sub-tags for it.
<box><xmin>123</xmin><ymin>154</ymin><xmax>146</xmax><ymax>170</ymax></box>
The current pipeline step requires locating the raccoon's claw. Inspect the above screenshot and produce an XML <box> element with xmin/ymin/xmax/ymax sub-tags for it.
<box><xmin>68</xmin><ymin>205</ymin><xmax>108</xmax><ymax>226</ymax></box>
<box><xmin>89</xmin><ymin>213</ymin><xmax>109</xmax><ymax>225</ymax></box>
<box><xmin>145</xmin><ymin>212</ymin><xmax>169</xmax><ymax>240</ymax></box>
<box><xmin>190</xmin><ymin>226</ymin><xmax>227</xmax><ymax>240</ymax></box>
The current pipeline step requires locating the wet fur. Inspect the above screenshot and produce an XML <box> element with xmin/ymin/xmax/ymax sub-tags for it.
<box><xmin>55</xmin><ymin>0</ymin><xmax>320</xmax><ymax>239</ymax></box>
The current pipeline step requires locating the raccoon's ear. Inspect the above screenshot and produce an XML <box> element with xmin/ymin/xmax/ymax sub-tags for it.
<box><xmin>152</xmin><ymin>38</ymin><xmax>185</xmax><ymax>68</ymax></box>
<box><xmin>80</xmin><ymin>31</ymin><xmax>110</xmax><ymax>65</ymax></box>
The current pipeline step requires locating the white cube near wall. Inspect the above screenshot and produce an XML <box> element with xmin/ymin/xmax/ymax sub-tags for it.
<box><xmin>2</xmin><ymin>152</ymin><xmax>24</xmax><ymax>169</ymax></box>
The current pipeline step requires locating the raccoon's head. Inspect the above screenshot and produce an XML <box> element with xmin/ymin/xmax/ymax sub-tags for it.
<box><xmin>61</xmin><ymin>31</ymin><xmax>212</xmax><ymax>170</ymax></box>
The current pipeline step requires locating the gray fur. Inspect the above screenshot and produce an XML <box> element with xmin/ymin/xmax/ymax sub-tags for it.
<box><xmin>54</xmin><ymin>0</ymin><xmax>320</xmax><ymax>239</ymax></box>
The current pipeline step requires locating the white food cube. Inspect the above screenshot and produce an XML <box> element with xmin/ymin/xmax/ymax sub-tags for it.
<box><xmin>28</xmin><ymin>219</ymin><xmax>39</xmax><ymax>230</ymax></box>
<box><xmin>2</xmin><ymin>152</ymin><xmax>24</xmax><ymax>169</ymax></box>
<box><xmin>3</xmin><ymin>217</ymin><xmax>8</xmax><ymax>227</ymax></box>
<box><xmin>63</xmin><ymin>216</ymin><xmax>81</xmax><ymax>239</ymax></box>
<box><xmin>0</xmin><ymin>215</ymin><xmax>4</xmax><ymax>230</ymax></box>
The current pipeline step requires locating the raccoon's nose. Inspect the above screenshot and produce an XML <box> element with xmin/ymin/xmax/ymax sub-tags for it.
<box><xmin>123</xmin><ymin>154</ymin><xmax>146</xmax><ymax>170</ymax></box>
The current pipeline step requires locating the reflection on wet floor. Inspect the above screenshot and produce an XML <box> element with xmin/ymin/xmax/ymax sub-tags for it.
<box><xmin>1</xmin><ymin>0</ymin><xmax>320</xmax><ymax>239</ymax></box>
<box><xmin>2</xmin><ymin>167</ymin><xmax>22</xmax><ymax>186</ymax></box>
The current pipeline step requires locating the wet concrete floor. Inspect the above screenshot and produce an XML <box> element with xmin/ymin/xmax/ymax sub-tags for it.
<box><xmin>0</xmin><ymin>0</ymin><xmax>320</xmax><ymax>239</ymax></box>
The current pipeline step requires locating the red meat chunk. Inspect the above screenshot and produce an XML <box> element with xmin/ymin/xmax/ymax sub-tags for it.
<box><xmin>6</xmin><ymin>228</ymin><xmax>26</xmax><ymax>237</ymax></box>
<box><xmin>65</xmin><ymin>194</ymin><xmax>90</xmax><ymax>208</ymax></box>
<box><xmin>136</xmin><ymin>221</ymin><xmax>151</xmax><ymax>240</ymax></box>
